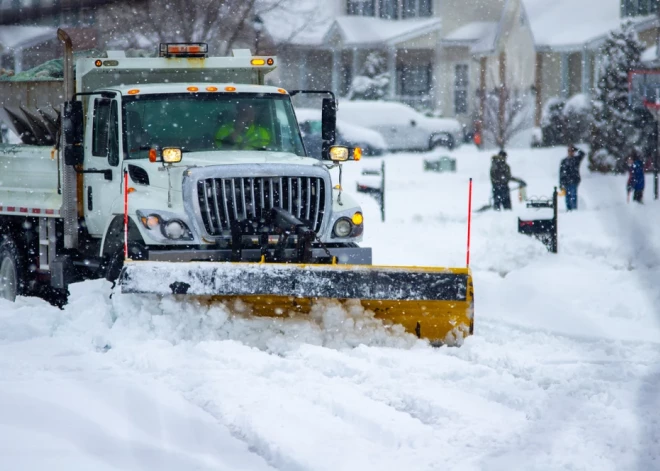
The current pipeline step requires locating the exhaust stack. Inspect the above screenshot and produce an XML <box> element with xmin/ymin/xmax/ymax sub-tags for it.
<box><xmin>57</xmin><ymin>28</ymin><xmax>78</xmax><ymax>250</ymax></box>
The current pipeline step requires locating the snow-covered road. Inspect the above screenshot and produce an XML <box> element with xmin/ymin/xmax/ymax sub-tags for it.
<box><xmin>1</xmin><ymin>145</ymin><xmax>659</xmax><ymax>470</ymax></box>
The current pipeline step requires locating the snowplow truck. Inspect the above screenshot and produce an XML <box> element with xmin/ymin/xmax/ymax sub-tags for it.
<box><xmin>0</xmin><ymin>30</ymin><xmax>474</xmax><ymax>346</ymax></box>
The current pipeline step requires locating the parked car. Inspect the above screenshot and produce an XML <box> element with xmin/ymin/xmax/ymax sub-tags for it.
<box><xmin>337</xmin><ymin>101</ymin><xmax>462</xmax><ymax>152</ymax></box>
<box><xmin>295</xmin><ymin>108</ymin><xmax>387</xmax><ymax>159</ymax></box>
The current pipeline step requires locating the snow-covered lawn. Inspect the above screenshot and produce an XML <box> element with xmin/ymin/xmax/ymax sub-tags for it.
<box><xmin>1</xmin><ymin>145</ymin><xmax>659</xmax><ymax>470</ymax></box>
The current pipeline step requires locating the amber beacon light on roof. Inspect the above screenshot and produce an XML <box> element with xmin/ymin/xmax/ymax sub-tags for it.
<box><xmin>159</xmin><ymin>43</ymin><xmax>209</xmax><ymax>58</ymax></box>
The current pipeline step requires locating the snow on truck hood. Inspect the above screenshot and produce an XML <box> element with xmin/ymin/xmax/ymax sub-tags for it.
<box><xmin>178</xmin><ymin>150</ymin><xmax>321</xmax><ymax>168</ymax></box>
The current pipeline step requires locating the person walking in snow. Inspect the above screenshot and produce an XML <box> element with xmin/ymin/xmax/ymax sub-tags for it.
<box><xmin>490</xmin><ymin>150</ymin><xmax>512</xmax><ymax>210</ymax></box>
<box><xmin>559</xmin><ymin>145</ymin><xmax>586</xmax><ymax>211</ymax></box>
<box><xmin>627</xmin><ymin>150</ymin><xmax>645</xmax><ymax>204</ymax></box>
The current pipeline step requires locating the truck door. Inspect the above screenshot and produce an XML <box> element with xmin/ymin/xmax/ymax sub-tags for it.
<box><xmin>84</xmin><ymin>97</ymin><xmax>121</xmax><ymax>237</ymax></box>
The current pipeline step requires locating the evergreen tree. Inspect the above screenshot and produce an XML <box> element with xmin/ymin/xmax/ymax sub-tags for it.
<box><xmin>347</xmin><ymin>52</ymin><xmax>390</xmax><ymax>100</ymax></box>
<box><xmin>590</xmin><ymin>21</ymin><xmax>644</xmax><ymax>173</ymax></box>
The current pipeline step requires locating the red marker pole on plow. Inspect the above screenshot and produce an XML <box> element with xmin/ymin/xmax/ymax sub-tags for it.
<box><xmin>466</xmin><ymin>177</ymin><xmax>473</xmax><ymax>268</ymax></box>
<box><xmin>123</xmin><ymin>169</ymin><xmax>129</xmax><ymax>260</ymax></box>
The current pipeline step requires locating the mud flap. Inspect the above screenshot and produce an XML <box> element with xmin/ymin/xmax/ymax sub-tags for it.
<box><xmin>119</xmin><ymin>261</ymin><xmax>474</xmax><ymax>346</ymax></box>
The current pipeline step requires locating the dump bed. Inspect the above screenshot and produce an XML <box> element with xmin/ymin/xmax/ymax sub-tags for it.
<box><xmin>0</xmin><ymin>144</ymin><xmax>61</xmax><ymax>217</ymax></box>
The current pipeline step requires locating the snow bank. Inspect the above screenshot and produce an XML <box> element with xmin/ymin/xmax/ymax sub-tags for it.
<box><xmin>2</xmin><ymin>144</ymin><xmax>660</xmax><ymax>470</ymax></box>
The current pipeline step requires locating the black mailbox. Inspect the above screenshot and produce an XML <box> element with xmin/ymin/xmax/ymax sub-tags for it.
<box><xmin>518</xmin><ymin>187</ymin><xmax>558</xmax><ymax>253</ymax></box>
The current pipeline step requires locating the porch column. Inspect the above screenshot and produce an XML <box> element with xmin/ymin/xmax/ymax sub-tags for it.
<box><xmin>13</xmin><ymin>48</ymin><xmax>23</xmax><ymax>73</ymax></box>
<box><xmin>299</xmin><ymin>50</ymin><xmax>308</xmax><ymax>89</ymax></box>
<box><xmin>387</xmin><ymin>46</ymin><xmax>396</xmax><ymax>99</ymax></box>
<box><xmin>581</xmin><ymin>47</ymin><xmax>591</xmax><ymax>95</ymax></box>
<box><xmin>535</xmin><ymin>52</ymin><xmax>543</xmax><ymax>127</ymax></box>
<box><xmin>332</xmin><ymin>48</ymin><xmax>340</xmax><ymax>95</ymax></box>
<box><xmin>477</xmin><ymin>56</ymin><xmax>487</xmax><ymax>142</ymax></box>
<box><xmin>560</xmin><ymin>52</ymin><xmax>569</xmax><ymax>98</ymax></box>
<box><xmin>351</xmin><ymin>47</ymin><xmax>360</xmax><ymax>82</ymax></box>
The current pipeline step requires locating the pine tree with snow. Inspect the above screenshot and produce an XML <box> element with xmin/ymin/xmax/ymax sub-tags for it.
<box><xmin>347</xmin><ymin>52</ymin><xmax>390</xmax><ymax>100</ymax></box>
<box><xmin>590</xmin><ymin>21</ymin><xmax>644</xmax><ymax>173</ymax></box>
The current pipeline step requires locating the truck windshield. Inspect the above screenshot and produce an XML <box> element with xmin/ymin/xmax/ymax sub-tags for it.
<box><xmin>123</xmin><ymin>93</ymin><xmax>306</xmax><ymax>158</ymax></box>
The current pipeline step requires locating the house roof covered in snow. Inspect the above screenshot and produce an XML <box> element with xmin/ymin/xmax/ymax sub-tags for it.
<box><xmin>642</xmin><ymin>44</ymin><xmax>659</xmax><ymax>64</ymax></box>
<box><xmin>443</xmin><ymin>21</ymin><xmax>498</xmax><ymax>44</ymax></box>
<box><xmin>324</xmin><ymin>16</ymin><xmax>442</xmax><ymax>47</ymax></box>
<box><xmin>0</xmin><ymin>26</ymin><xmax>57</xmax><ymax>51</ymax></box>
<box><xmin>522</xmin><ymin>0</ymin><xmax>655</xmax><ymax>51</ymax></box>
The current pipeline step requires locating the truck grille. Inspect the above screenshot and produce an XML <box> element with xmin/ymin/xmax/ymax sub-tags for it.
<box><xmin>197</xmin><ymin>176</ymin><xmax>326</xmax><ymax>236</ymax></box>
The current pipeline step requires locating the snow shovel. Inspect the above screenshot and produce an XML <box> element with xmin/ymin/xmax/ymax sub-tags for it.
<box><xmin>474</xmin><ymin>178</ymin><xmax>527</xmax><ymax>212</ymax></box>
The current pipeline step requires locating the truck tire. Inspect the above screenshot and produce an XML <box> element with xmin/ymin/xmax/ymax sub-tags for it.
<box><xmin>0</xmin><ymin>236</ymin><xmax>25</xmax><ymax>302</ymax></box>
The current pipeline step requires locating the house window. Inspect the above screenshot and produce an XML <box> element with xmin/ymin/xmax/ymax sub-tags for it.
<box><xmin>454</xmin><ymin>64</ymin><xmax>469</xmax><ymax>114</ymax></box>
<box><xmin>379</xmin><ymin>0</ymin><xmax>398</xmax><ymax>18</ymax></box>
<box><xmin>622</xmin><ymin>0</ymin><xmax>659</xmax><ymax>16</ymax></box>
<box><xmin>402</xmin><ymin>0</ymin><xmax>433</xmax><ymax>17</ymax></box>
<box><xmin>347</xmin><ymin>0</ymin><xmax>375</xmax><ymax>16</ymax></box>
<box><xmin>350</xmin><ymin>0</ymin><xmax>433</xmax><ymax>18</ymax></box>
<box><xmin>399</xmin><ymin>64</ymin><xmax>432</xmax><ymax>96</ymax></box>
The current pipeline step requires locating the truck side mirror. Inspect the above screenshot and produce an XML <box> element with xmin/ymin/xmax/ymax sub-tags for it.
<box><xmin>61</xmin><ymin>100</ymin><xmax>84</xmax><ymax>166</ymax></box>
<box><xmin>321</xmin><ymin>98</ymin><xmax>337</xmax><ymax>159</ymax></box>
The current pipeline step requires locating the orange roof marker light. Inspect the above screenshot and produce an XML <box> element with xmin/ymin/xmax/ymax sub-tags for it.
<box><xmin>277</xmin><ymin>88</ymin><xmax>287</xmax><ymax>94</ymax></box>
<box><xmin>186</xmin><ymin>86</ymin><xmax>199</xmax><ymax>92</ymax></box>
<box><xmin>206</xmin><ymin>86</ymin><xmax>218</xmax><ymax>92</ymax></box>
<box><xmin>159</xmin><ymin>43</ymin><xmax>208</xmax><ymax>58</ymax></box>
<box><xmin>224</xmin><ymin>86</ymin><xmax>237</xmax><ymax>92</ymax></box>
<box><xmin>251</xmin><ymin>58</ymin><xmax>266</xmax><ymax>66</ymax></box>
<box><xmin>127</xmin><ymin>89</ymin><xmax>140</xmax><ymax>95</ymax></box>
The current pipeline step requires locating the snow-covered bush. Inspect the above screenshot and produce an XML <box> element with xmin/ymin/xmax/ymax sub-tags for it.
<box><xmin>590</xmin><ymin>148</ymin><xmax>618</xmax><ymax>173</ymax></box>
<box><xmin>590</xmin><ymin>21</ymin><xmax>644</xmax><ymax>173</ymax></box>
<box><xmin>563</xmin><ymin>93</ymin><xmax>592</xmax><ymax>144</ymax></box>
<box><xmin>347</xmin><ymin>52</ymin><xmax>390</xmax><ymax>101</ymax></box>
<box><xmin>540</xmin><ymin>97</ymin><xmax>566</xmax><ymax>146</ymax></box>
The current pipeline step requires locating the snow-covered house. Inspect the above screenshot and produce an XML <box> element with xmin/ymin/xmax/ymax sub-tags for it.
<box><xmin>269</xmin><ymin>0</ymin><xmax>660</xmax><ymax>132</ymax></box>
<box><xmin>523</xmin><ymin>0</ymin><xmax>659</xmax><ymax>126</ymax></box>
<box><xmin>267</xmin><ymin>0</ymin><xmax>536</xmax><ymax>127</ymax></box>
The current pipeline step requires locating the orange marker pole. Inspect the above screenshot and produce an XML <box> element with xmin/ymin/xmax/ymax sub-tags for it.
<box><xmin>123</xmin><ymin>169</ymin><xmax>129</xmax><ymax>260</ymax></box>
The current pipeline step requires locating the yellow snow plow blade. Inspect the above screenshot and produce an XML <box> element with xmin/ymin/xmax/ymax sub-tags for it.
<box><xmin>119</xmin><ymin>261</ymin><xmax>474</xmax><ymax>346</ymax></box>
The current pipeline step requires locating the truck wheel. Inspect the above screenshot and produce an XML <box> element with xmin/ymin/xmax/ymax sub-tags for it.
<box><xmin>0</xmin><ymin>237</ymin><xmax>25</xmax><ymax>302</ymax></box>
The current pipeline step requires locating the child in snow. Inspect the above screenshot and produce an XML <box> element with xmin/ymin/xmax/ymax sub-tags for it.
<box><xmin>627</xmin><ymin>151</ymin><xmax>645</xmax><ymax>204</ymax></box>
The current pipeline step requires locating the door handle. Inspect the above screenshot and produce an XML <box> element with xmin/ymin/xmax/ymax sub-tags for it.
<box><xmin>87</xmin><ymin>186</ymin><xmax>93</xmax><ymax>211</ymax></box>
<box><xmin>77</xmin><ymin>168</ymin><xmax>113</xmax><ymax>181</ymax></box>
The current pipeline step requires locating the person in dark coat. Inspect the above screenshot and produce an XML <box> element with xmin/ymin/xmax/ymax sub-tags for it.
<box><xmin>627</xmin><ymin>151</ymin><xmax>646</xmax><ymax>203</ymax></box>
<box><xmin>490</xmin><ymin>150</ymin><xmax>512</xmax><ymax>210</ymax></box>
<box><xmin>559</xmin><ymin>145</ymin><xmax>586</xmax><ymax>211</ymax></box>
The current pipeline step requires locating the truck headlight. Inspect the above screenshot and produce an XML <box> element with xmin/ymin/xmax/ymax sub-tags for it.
<box><xmin>164</xmin><ymin>220</ymin><xmax>186</xmax><ymax>240</ymax></box>
<box><xmin>137</xmin><ymin>210</ymin><xmax>193</xmax><ymax>241</ymax></box>
<box><xmin>333</xmin><ymin>218</ymin><xmax>352</xmax><ymax>238</ymax></box>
